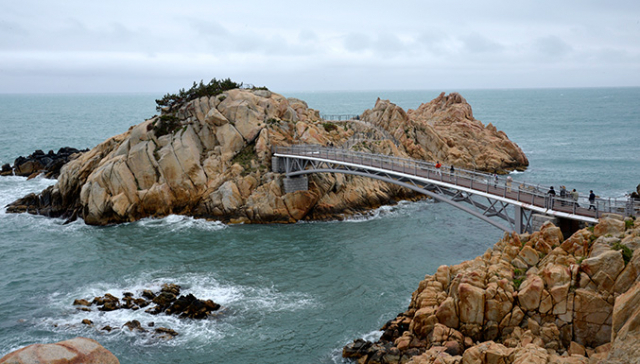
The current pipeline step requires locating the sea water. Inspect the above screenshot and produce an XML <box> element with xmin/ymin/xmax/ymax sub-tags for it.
<box><xmin>0</xmin><ymin>88</ymin><xmax>638</xmax><ymax>363</ymax></box>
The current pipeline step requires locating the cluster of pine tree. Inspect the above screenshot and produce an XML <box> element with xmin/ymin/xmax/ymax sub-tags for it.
<box><xmin>155</xmin><ymin>78</ymin><xmax>243</xmax><ymax>111</ymax></box>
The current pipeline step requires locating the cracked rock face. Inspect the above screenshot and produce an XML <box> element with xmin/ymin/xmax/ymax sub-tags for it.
<box><xmin>343</xmin><ymin>216</ymin><xmax>640</xmax><ymax>364</ymax></box>
<box><xmin>6</xmin><ymin>89</ymin><xmax>528</xmax><ymax>225</ymax></box>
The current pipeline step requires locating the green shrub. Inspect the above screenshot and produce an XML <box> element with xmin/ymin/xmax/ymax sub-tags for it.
<box><xmin>322</xmin><ymin>122</ymin><xmax>338</xmax><ymax>132</ymax></box>
<box><xmin>625</xmin><ymin>219</ymin><xmax>634</xmax><ymax>230</ymax></box>
<box><xmin>153</xmin><ymin>114</ymin><xmax>181</xmax><ymax>137</ymax></box>
<box><xmin>232</xmin><ymin>143</ymin><xmax>257</xmax><ymax>175</ymax></box>
<box><xmin>612</xmin><ymin>242</ymin><xmax>633</xmax><ymax>265</ymax></box>
<box><xmin>513</xmin><ymin>277</ymin><xmax>524</xmax><ymax>290</ymax></box>
<box><xmin>155</xmin><ymin>78</ymin><xmax>242</xmax><ymax>111</ymax></box>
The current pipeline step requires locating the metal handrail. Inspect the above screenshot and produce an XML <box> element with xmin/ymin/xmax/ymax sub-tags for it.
<box><xmin>272</xmin><ymin>145</ymin><xmax>639</xmax><ymax>219</ymax></box>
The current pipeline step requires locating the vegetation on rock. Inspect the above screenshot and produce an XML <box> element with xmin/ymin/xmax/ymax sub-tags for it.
<box><xmin>155</xmin><ymin>78</ymin><xmax>243</xmax><ymax>111</ymax></box>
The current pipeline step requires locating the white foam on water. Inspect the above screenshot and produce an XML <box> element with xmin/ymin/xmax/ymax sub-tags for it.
<box><xmin>343</xmin><ymin>200</ymin><xmax>430</xmax><ymax>223</ymax></box>
<box><xmin>37</xmin><ymin>271</ymin><xmax>316</xmax><ymax>348</ymax></box>
<box><xmin>136</xmin><ymin>214</ymin><xmax>227</xmax><ymax>232</ymax></box>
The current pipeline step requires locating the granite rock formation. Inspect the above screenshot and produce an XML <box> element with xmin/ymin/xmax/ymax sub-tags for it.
<box><xmin>6</xmin><ymin>89</ymin><xmax>527</xmax><ymax>225</ymax></box>
<box><xmin>0</xmin><ymin>337</ymin><xmax>119</xmax><ymax>364</ymax></box>
<box><xmin>343</xmin><ymin>214</ymin><xmax>640</xmax><ymax>364</ymax></box>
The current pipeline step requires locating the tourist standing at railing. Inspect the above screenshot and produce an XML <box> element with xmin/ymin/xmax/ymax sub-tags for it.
<box><xmin>547</xmin><ymin>186</ymin><xmax>556</xmax><ymax>208</ymax></box>
<box><xmin>493</xmin><ymin>173</ymin><xmax>498</xmax><ymax>188</ymax></box>
<box><xmin>506</xmin><ymin>176</ymin><xmax>513</xmax><ymax>192</ymax></box>
<box><xmin>571</xmin><ymin>189</ymin><xmax>580</xmax><ymax>208</ymax></box>
<box><xmin>559</xmin><ymin>186</ymin><xmax>567</xmax><ymax>206</ymax></box>
<box><xmin>588</xmin><ymin>190</ymin><xmax>597</xmax><ymax>210</ymax></box>
<box><xmin>449</xmin><ymin>165</ymin><xmax>455</xmax><ymax>181</ymax></box>
<box><xmin>435</xmin><ymin>161</ymin><xmax>442</xmax><ymax>176</ymax></box>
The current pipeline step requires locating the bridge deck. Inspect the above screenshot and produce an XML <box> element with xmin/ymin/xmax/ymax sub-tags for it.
<box><xmin>274</xmin><ymin>146</ymin><xmax>637</xmax><ymax>224</ymax></box>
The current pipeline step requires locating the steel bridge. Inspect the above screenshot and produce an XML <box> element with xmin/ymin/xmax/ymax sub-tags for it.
<box><xmin>272</xmin><ymin>145</ymin><xmax>639</xmax><ymax>234</ymax></box>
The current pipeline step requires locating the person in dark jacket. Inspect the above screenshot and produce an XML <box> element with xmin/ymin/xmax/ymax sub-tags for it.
<box><xmin>588</xmin><ymin>190</ymin><xmax>597</xmax><ymax>210</ymax></box>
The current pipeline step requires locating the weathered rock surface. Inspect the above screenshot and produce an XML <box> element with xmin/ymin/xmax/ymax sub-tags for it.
<box><xmin>0</xmin><ymin>147</ymin><xmax>87</xmax><ymax>179</ymax></box>
<box><xmin>6</xmin><ymin>89</ymin><xmax>527</xmax><ymax>225</ymax></box>
<box><xmin>0</xmin><ymin>337</ymin><xmax>119</xmax><ymax>364</ymax></box>
<box><xmin>362</xmin><ymin>92</ymin><xmax>529</xmax><ymax>172</ymax></box>
<box><xmin>343</xmin><ymin>216</ymin><xmax>640</xmax><ymax>364</ymax></box>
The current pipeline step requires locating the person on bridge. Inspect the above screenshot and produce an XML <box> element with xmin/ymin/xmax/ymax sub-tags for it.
<box><xmin>435</xmin><ymin>161</ymin><xmax>442</xmax><ymax>176</ymax></box>
<box><xmin>449</xmin><ymin>165</ymin><xmax>455</xmax><ymax>180</ymax></box>
<box><xmin>559</xmin><ymin>186</ymin><xmax>567</xmax><ymax>206</ymax></box>
<box><xmin>547</xmin><ymin>186</ymin><xmax>556</xmax><ymax>209</ymax></box>
<box><xmin>571</xmin><ymin>189</ymin><xmax>580</xmax><ymax>208</ymax></box>
<box><xmin>588</xmin><ymin>190</ymin><xmax>597</xmax><ymax>210</ymax></box>
<box><xmin>493</xmin><ymin>173</ymin><xmax>498</xmax><ymax>188</ymax></box>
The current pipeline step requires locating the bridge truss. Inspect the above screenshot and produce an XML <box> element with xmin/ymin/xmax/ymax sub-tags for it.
<box><xmin>272</xmin><ymin>146</ymin><xmax>635</xmax><ymax>234</ymax></box>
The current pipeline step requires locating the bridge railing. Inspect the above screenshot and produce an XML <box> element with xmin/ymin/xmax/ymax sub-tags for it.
<box><xmin>272</xmin><ymin>145</ymin><xmax>639</xmax><ymax>218</ymax></box>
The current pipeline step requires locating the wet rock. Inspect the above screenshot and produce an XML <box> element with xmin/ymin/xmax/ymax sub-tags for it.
<box><xmin>123</xmin><ymin>320</ymin><xmax>147</xmax><ymax>333</ymax></box>
<box><xmin>0</xmin><ymin>147</ymin><xmax>87</xmax><ymax>178</ymax></box>
<box><xmin>155</xmin><ymin>327</ymin><xmax>179</xmax><ymax>337</ymax></box>
<box><xmin>73</xmin><ymin>299</ymin><xmax>91</xmax><ymax>306</ymax></box>
<box><xmin>160</xmin><ymin>283</ymin><xmax>181</xmax><ymax>296</ymax></box>
<box><xmin>81</xmin><ymin>319</ymin><xmax>93</xmax><ymax>325</ymax></box>
<box><xmin>152</xmin><ymin>292</ymin><xmax>176</xmax><ymax>309</ymax></box>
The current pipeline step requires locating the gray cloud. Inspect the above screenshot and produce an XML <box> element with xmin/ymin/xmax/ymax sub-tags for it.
<box><xmin>0</xmin><ymin>0</ymin><xmax>639</xmax><ymax>92</ymax></box>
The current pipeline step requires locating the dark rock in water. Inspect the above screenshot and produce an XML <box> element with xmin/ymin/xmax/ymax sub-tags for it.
<box><xmin>152</xmin><ymin>292</ymin><xmax>176</xmax><ymax>309</ymax></box>
<box><xmin>160</xmin><ymin>283</ymin><xmax>181</xmax><ymax>296</ymax></box>
<box><xmin>342</xmin><ymin>339</ymin><xmax>374</xmax><ymax>359</ymax></box>
<box><xmin>73</xmin><ymin>299</ymin><xmax>91</xmax><ymax>307</ymax></box>
<box><xmin>101</xmin><ymin>325</ymin><xmax>114</xmax><ymax>332</ymax></box>
<box><xmin>81</xmin><ymin>319</ymin><xmax>93</xmax><ymax>326</ymax></box>
<box><xmin>1</xmin><ymin>147</ymin><xmax>88</xmax><ymax>178</ymax></box>
<box><xmin>123</xmin><ymin>320</ymin><xmax>147</xmax><ymax>333</ymax></box>
<box><xmin>72</xmin><ymin>284</ymin><xmax>222</xmax><ymax>338</ymax></box>
<box><xmin>155</xmin><ymin>327</ymin><xmax>179</xmax><ymax>337</ymax></box>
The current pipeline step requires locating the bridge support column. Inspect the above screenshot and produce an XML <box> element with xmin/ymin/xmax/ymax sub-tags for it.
<box><xmin>531</xmin><ymin>214</ymin><xmax>557</xmax><ymax>232</ymax></box>
<box><xmin>271</xmin><ymin>157</ymin><xmax>286</xmax><ymax>173</ymax></box>
<box><xmin>283</xmin><ymin>176</ymin><xmax>308</xmax><ymax>194</ymax></box>
<box><xmin>515</xmin><ymin>205</ymin><xmax>524</xmax><ymax>234</ymax></box>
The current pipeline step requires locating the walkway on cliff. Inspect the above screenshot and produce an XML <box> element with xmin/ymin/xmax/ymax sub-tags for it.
<box><xmin>272</xmin><ymin>145</ymin><xmax>639</xmax><ymax>233</ymax></box>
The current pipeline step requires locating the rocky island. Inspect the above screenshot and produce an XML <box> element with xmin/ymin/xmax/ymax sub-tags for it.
<box><xmin>5</xmin><ymin>80</ymin><xmax>527</xmax><ymax>225</ymax></box>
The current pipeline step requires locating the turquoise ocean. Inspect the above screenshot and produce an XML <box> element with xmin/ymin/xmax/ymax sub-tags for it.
<box><xmin>0</xmin><ymin>88</ymin><xmax>638</xmax><ymax>363</ymax></box>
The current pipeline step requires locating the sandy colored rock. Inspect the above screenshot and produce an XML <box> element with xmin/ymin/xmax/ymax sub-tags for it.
<box><xmin>594</xmin><ymin>217</ymin><xmax>625</xmax><ymax>238</ymax></box>
<box><xmin>0</xmin><ymin>337</ymin><xmax>119</xmax><ymax>364</ymax></box>
<box><xmin>8</xmin><ymin>89</ymin><xmax>528</xmax><ymax>226</ymax></box>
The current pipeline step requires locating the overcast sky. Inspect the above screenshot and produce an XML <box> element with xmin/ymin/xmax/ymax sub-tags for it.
<box><xmin>1</xmin><ymin>0</ymin><xmax>639</xmax><ymax>93</ymax></box>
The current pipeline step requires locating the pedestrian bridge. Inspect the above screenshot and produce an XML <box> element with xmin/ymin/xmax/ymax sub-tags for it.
<box><xmin>272</xmin><ymin>145</ymin><xmax>638</xmax><ymax>234</ymax></box>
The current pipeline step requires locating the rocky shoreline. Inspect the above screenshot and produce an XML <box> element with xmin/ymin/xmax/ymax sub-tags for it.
<box><xmin>342</xmin><ymin>214</ymin><xmax>640</xmax><ymax>364</ymax></box>
<box><xmin>4</xmin><ymin>88</ymin><xmax>528</xmax><ymax>226</ymax></box>
<box><xmin>1</xmin><ymin>147</ymin><xmax>87</xmax><ymax>179</ymax></box>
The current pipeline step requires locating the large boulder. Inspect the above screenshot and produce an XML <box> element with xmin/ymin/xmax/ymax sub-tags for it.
<box><xmin>0</xmin><ymin>337</ymin><xmax>119</xmax><ymax>364</ymax></box>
